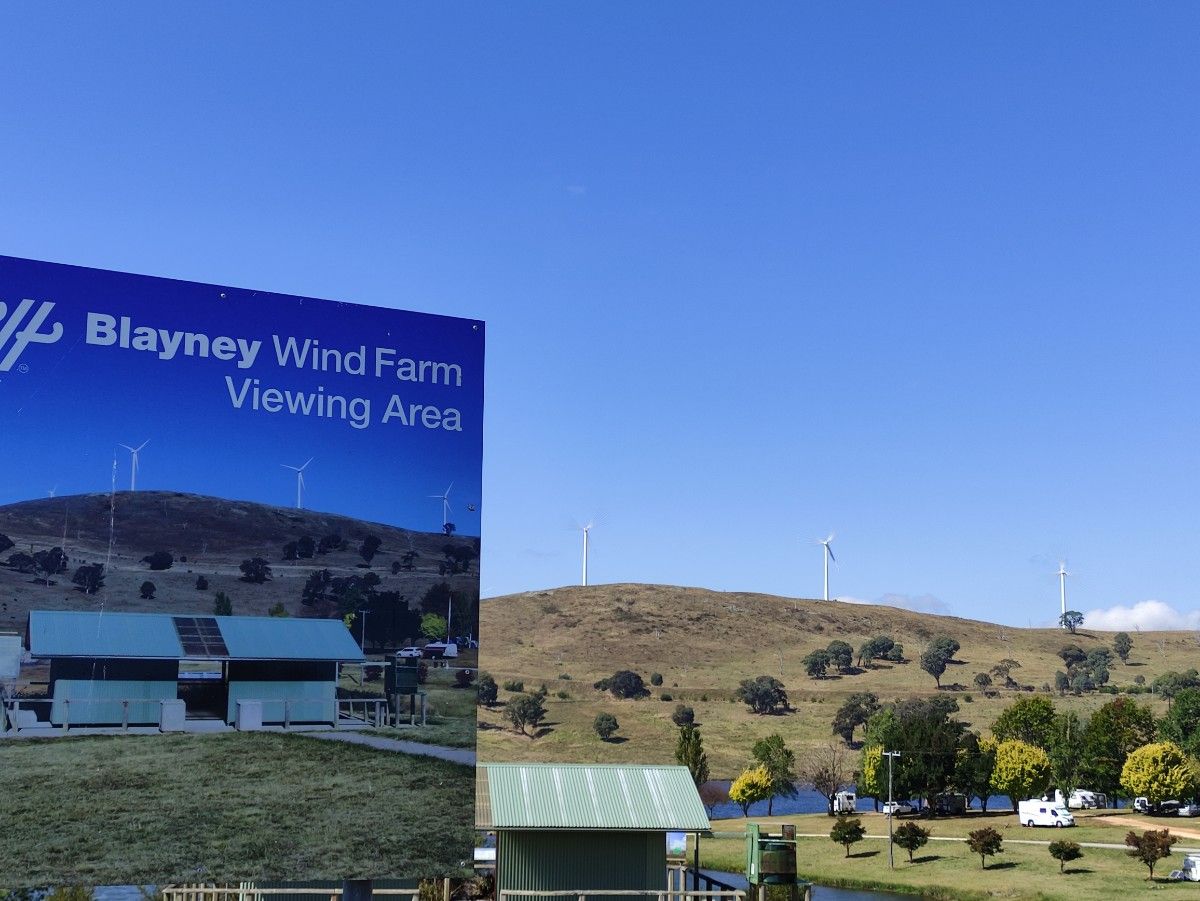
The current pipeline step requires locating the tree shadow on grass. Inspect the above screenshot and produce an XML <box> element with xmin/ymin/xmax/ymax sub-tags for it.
<box><xmin>849</xmin><ymin>850</ymin><xmax>879</xmax><ymax>859</ymax></box>
<box><xmin>911</xmin><ymin>855</ymin><xmax>943</xmax><ymax>864</ymax></box>
<box><xmin>984</xmin><ymin>862</ymin><xmax>1018</xmax><ymax>871</ymax></box>
<box><xmin>602</xmin><ymin>736</ymin><xmax>629</xmax><ymax>744</ymax></box>
<box><xmin>1063</xmin><ymin>868</ymin><xmax>1094</xmax><ymax>875</ymax></box>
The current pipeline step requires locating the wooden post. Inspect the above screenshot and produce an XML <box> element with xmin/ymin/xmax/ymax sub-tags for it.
<box><xmin>122</xmin><ymin>699</ymin><xmax>130</xmax><ymax>731</ymax></box>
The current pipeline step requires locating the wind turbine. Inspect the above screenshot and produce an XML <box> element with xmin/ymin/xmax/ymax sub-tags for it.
<box><xmin>429</xmin><ymin>483</ymin><xmax>453</xmax><ymax>527</ymax></box>
<box><xmin>281</xmin><ymin>458</ymin><xmax>313</xmax><ymax>509</ymax></box>
<box><xmin>580</xmin><ymin>522</ymin><xmax>593</xmax><ymax>587</ymax></box>
<box><xmin>120</xmin><ymin>441</ymin><xmax>149</xmax><ymax>492</ymax></box>
<box><xmin>47</xmin><ymin>486</ymin><xmax>56</xmax><ymax>498</ymax></box>
<box><xmin>818</xmin><ymin>533</ymin><xmax>836</xmax><ymax>601</ymax></box>
<box><xmin>1057</xmin><ymin>562</ymin><xmax>1070</xmax><ymax>627</ymax></box>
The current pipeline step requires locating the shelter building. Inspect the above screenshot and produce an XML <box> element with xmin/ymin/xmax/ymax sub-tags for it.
<box><xmin>24</xmin><ymin>610</ymin><xmax>364</xmax><ymax>728</ymax></box>
<box><xmin>477</xmin><ymin>762</ymin><xmax>711</xmax><ymax>901</ymax></box>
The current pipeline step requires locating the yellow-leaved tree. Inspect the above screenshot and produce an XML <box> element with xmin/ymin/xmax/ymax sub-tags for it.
<box><xmin>729</xmin><ymin>764</ymin><xmax>773</xmax><ymax>817</ymax></box>
<box><xmin>990</xmin><ymin>739</ymin><xmax>1051</xmax><ymax>812</ymax></box>
<box><xmin>1121</xmin><ymin>741</ymin><xmax>1199</xmax><ymax>805</ymax></box>
<box><xmin>859</xmin><ymin>746</ymin><xmax>884</xmax><ymax>807</ymax></box>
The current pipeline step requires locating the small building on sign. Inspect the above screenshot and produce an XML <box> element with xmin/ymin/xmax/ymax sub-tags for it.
<box><xmin>477</xmin><ymin>762</ymin><xmax>712</xmax><ymax>901</ymax></box>
<box><xmin>17</xmin><ymin>610</ymin><xmax>364</xmax><ymax>729</ymax></box>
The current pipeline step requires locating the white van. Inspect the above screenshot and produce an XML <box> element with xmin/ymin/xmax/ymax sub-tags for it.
<box><xmin>1019</xmin><ymin>800</ymin><xmax>1075</xmax><ymax>828</ymax></box>
<box><xmin>1068</xmin><ymin>789</ymin><xmax>1107</xmax><ymax>809</ymax></box>
<box><xmin>833</xmin><ymin>791</ymin><xmax>856</xmax><ymax>814</ymax></box>
<box><xmin>422</xmin><ymin>641</ymin><xmax>459</xmax><ymax>659</ymax></box>
<box><xmin>1170</xmin><ymin>854</ymin><xmax>1200</xmax><ymax>881</ymax></box>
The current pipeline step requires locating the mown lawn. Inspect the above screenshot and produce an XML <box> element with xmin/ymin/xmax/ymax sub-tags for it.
<box><xmin>0</xmin><ymin>732</ymin><xmax>474</xmax><ymax>887</ymax></box>
<box><xmin>699</xmin><ymin>812</ymin><xmax>1200</xmax><ymax>900</ymax></box>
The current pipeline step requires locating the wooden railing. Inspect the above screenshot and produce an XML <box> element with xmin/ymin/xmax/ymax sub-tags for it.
<box><xmin>161</xmin><ymin>886</ymin><xmax>423</xmax><ymax>901</ymax></box>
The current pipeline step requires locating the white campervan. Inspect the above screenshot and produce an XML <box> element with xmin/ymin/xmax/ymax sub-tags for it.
<box><xmin>833</xmin><ymin>791</ymin><xmax>857</xmax><ymax>814</ymax></box>
<box><xmin>1019</xmin><ymin>800</ymin><xmax>1075</xmax><ymax>827</ymax></box>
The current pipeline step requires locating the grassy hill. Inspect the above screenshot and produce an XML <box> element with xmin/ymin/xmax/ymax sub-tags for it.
<box><xmin>478</xmin><ymin>583</ymin><xmax>1194</xmax><ymax>775</ymax></box>
<box><xmin>0</xmin><ymin>491</ymin><xmax>478</xmax><ymax>631</ymax></box>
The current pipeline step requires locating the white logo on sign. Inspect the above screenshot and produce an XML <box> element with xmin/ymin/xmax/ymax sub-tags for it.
<box><xmin>0</xmin><ymin>300</ymin><xmax>64</xmax><ymax>371</ymax></box>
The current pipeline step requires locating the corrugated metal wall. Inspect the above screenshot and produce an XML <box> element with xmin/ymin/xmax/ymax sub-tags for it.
<box><xmin>499</xmin><ymin>830</ymin><xmax>664</xmax><ymax>901</ymax></box>
<box><xmin>50</xmin><ymin>679</ymin><xmax>176</xmax><ymax>725</ymax></box>
<box><xmin>226</xmin><ymin>680</ymin><xmax>335</xmax><ymax>724</ymax></box>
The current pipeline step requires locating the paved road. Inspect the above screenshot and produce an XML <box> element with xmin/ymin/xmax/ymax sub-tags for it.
<box><xmin>302</xmin><ymin>730</ymin><xmax>475</xmax><ymax>766</ymax></box>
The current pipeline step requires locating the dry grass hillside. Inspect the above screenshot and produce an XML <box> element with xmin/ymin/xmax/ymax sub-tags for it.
<box><xmin>478</xmin><ymin>583</ymin><xmax>1193</xmax><ymax>775</ymax></box>
<box><xmin>0</xmin><ymin>491</ymin><xmax>478</xmax><ymax>631</ymax></box>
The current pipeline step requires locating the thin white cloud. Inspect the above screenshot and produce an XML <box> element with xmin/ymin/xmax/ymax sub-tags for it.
<box><xmin>840</xmin><ymin>593</ymin><xmax>951</xmax><ymax>615</ymax></box>
<box><xmin>1082</xmin><ymin>600</ymin><xmax>1200</xmax><ymax>632</ymax></box>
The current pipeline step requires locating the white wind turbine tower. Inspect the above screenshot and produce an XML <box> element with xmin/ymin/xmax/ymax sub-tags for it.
<box><xmin>1057</xmin><ymin>562</ymin><xmax>1070</xmax><ymax>627</ymax></box>
<box><xmin>281</xmin><ymin>458</ymin><xmax>313</xmax><ymax>509</ymax></box>
<box><xmin>429</xmin><ymin>483</ymin><xmax>453</xmax><ymax>527</ymax></box>
<box><xmin>120</xmin><ymin>441</ymin><xmax>149</xmax><ymax>492</ymax></box>
<box><xmin>818</xmin><ymin>533</ymin><xmax>836</xmax><ymax>601</ymax></box>
<box><xmin>580</xmin><ymin>522</ymin><xmax>593</xmax><ymax>587</ymax></box>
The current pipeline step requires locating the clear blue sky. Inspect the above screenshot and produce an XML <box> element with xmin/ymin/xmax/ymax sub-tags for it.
<box><xmin>1</xmin><ymin>3</ymin><xmax>1197</xmax><ymax>628</ymax></box>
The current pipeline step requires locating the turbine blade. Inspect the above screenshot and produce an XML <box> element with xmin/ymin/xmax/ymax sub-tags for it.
<box><xmin>300</xmin><ymin>457</ymin><xmax>314</xmax><ymax>471</ymax></box>
<box><xmin>828</xmin><ymin>547</ymin><xmax>836</xmax><ymax>563</ymax></box>
<box><xmin>136</xmin><ymin>440</ymin><xmax>150</xmax><ymax>452</ymax></box>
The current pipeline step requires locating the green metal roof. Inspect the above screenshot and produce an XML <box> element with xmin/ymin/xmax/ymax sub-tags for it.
<box><xmin>480</xmin><ymin>763</ymin><xmax>710</xmax><ymax>831</ymax></box>
<box><xmin>26</xmin><ymin>611</ymin><xmax>365</xmax><ymax>662</ymax></box>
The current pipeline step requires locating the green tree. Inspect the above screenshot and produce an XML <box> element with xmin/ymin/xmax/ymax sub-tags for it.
<box><xmin>826</xmin><ymin>640</ymin><xmax>854</xmax><ymax>673</ymax></box>
<box><xmin>1125</xmin><ymin>829</ymin><xmax>1178</xmax><ymax>880</ymax></box>
<box><xmin>1079</xmin><ymin>698</ymin><xmax>1156</xmax><ymax>799</ymax></box>
<box><xmin>593</xmin><ymin>712</ymin><xmax>619</xmax><ymax>740</ymax></box>
<box><xmin>803</xmin><ymin>649</ymin><xmax>831</xmax><ymax>679</ymax></box>
<box><xmin>141</xmin><ymin>550</ymin><xmax>174</xmax><ymax>571</ymax></box>
<box><xmin>857</xmin><ymin>635</ymin><xmax>895</xmax><ymax>667</ymax></box>
<box><xmin>139</xmin><ymin>580</ymin><xmax>156</xmax><ymax>600</ymax></box>
<box><xmin>420</xmin><ymin>612</ymin><xmax>447</xmax><ymax>640</ymax></box>
<box><xmin>990</xmin><ymin>740</ymin><xmax>1051</xmax><ymax>812</ymax></box>
<box><xmin>195</xmin><ymin>575</ymin><xmax>209</xmax><ymax>590</ymax></box>
<box><xmin>992</xmin><ymin>696</ymin><xmax>1057</xmax><ymax>749</ymax></box>
<box><xmin>973</xmin><ymin>672</ymin><xmax>992</xmax><ymax>691</ymax></box>
<box><xmin>213</xmin><ymin>591</ymin><xmax>232</xmax><ymax>616</ymax></box>
<box><xmin>675</xmin><ymin>724</ymin><xmax>710</xmax><ymax>787</ymax></box>
<box><xmin>606</xmin><ymin>670</ymin><xmax>650</xmax><ymax>699</ymax></box>
<box><xmin>1048</xmin><ymin>711</ymin><xmax>1085</xmax><ymax>798</ymax></box>
<box><xmin>929</xmin><ymin>635</ymin><xmax>960</xmax><ymax>661</ymax></box>
<box><xmin>296</xmin><ymin>535</ymin><xmax>316</xmax><ymax>558</ymax></box>
<box><xmin>1048</xmin><ymin>840</ymin><xmax>1083</xmax><ymax>874</ymax></box>
<box><xmin>671</xmin><ymin>704</ymin><xmax>695</xmax><ymax>727</ymax></box>
<box><xmin>1113</xmin><ymin>631</ymin><xmax>1133</xmax><ymax>664</ymax></box>
<box><xmin>864</xmin><ymin>698</ymin><xmax>963</xmax><ymax>803</ymax></box>
<box><xmin>504</xmin><ymin>693</ymin><xmax>547</xmax><ymax>736</ymax></box>
<box><xmin>967</xmin><ymin>827</ymin><xmax>1003</xmax><ymax>869</ymax></box>
<box><xmin>920</xmin><ymin>645</ymin><xmax>949</xmax><ymax>688</ymax></box>
<box><xmin>1058</xmin><ymin>644</ymin><xmax>1086</xmax><ymax>668</ymax></box>
<box><xmin>1121</xmin><ymin>741</ymin><xmax>1198</xmax><ymax>805</ymax></box>
<box><xmin>729</xmin><ymin>765</ymin><xmax>773</xmax><ymax>816</ymax></box>
<box><xmin>71</xmin><ymin>563</ymin><xmax>105</xmax><ymax>594</ymax></box>
<box><xmin>829</xmin><ymin>817</ymin><xmax>866</xmax><ymax>857</ymax></box>
<box><xmin>359</xmin><ymin>534</ymin><xmax>382</xmax><ymax>565</ymax></box>
<box><xmin>751</xmin><ymin>734</ymin><xmax>798</xmax><ymax>815</ymax></box>
<box><xmin>1059</xmin><ymin>610</ymin><xmax>1084</xmax><ymax>634</ymax></box>
<box><xmin>1160</xmin><ymin>688</ymin><xmax>1200</xmax><ymax>756</ymax></box>
<box><xmin>736</xmin><ymin>675</ymin><xmax>789</xmax><ymax>715</ymax></box>
<box><xmin>832</xmin><ymin>692</ymin><xmax>879</xmax><ymax>745</ymax></box>
<box><xmin>955</xmin><ymin>733</ymin><xmax>997</xmax><ymax>812</ymax></box>
<box><xmin>33</xmin><ymin>547</ymin><xmax>68</xmax><ymax>585</ymax></box>
<box><xmin>893</xmin><ymin>822</ymin><xmax>930</xmax><ymax>863</ymax></box>
<box><xmin>477</xmin><ymin>673</ymin><xmax>498</xmax><ymax>706</ymax></box>
<box><xmin>238</xmin><ymin>557</ymin><xmax>272</xmax><ymax>584</ymax></box>
<box><xmin>990</xmin><ymin>658</ymin><xmax>1022</xmax><ymax>687</ymax></box>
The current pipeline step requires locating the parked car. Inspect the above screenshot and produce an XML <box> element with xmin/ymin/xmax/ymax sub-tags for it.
<box><xmin>1019</xmin><ymin>800</ymin><xmax>1075</xmax><ymax>828</ymax></box>
<box><xmin>1158</xmin><ymin>800</ymin><xmax>1182</xmax><ymax>816</ymax></box>
<box><xmin>395</xmin><ymin>647</ymin><xmax>423</xmax><ymax>659</ymax></box>
<box><xmin>1178</xmin><ymin>803</ymin><xmax>1200</xmax><ymax>817</ymax></box>
<box><xmin>1068</xmin><ymin>789</ymin><xmax>1108</xmax><ymax>810</ymax></box>
<box><xmin>1134</xmin><ymin>797</ymin><xmax>1151</xmax><ymax>813</ymax></box>
<box><xmin>883</xmin><ymin>801</ymin><xmax>915</xmax><ymax>817</ymax></box>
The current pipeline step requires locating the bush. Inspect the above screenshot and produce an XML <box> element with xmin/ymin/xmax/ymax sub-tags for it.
<box><xmin>606</xmin><ymin>670</ymin><xmax>650</xmax><ymax>699</ymax></box>
<box><xmin>660</xmin><ymin>693</ymin><xmax>673</xmax><ymax>702</ymax></box>
<box><xmin>454</xmin><ymin>668</ymin><xmax>474</xmax><ymax>688</ymax></box>
<box><xmin>195</xmin><ymin>575</ymin><xmax>209</xmax><ymax>590</ymax></box>
<box><xmin>505</xmin><ymin>693</ymin><xmax>547</xmax><ymax>736</ymax></box>
<box><xmin>672</xmin><ymin>704</ymin><xmax>695</xmax><ymax>727</ymax></box>
<box><xmin>502</xmin><ymin>679</ymin><xmax>525</xmax><ymax>693</ymax></box>
<box><xmin>141</xmin><ymin>550</ymin><xmax>174</xmax><ymax>571</ymax></box>
<box><xmin>477</xmin><ymin>673</ymin><xmax>498</xmax><ymax>706</ymax></box>
<box><xmin>736</xmin><ymin>676</ymin><xmax>788</xmax><ymax>714</ymax></box>
<box><xmin>593</xmin><ymin>712</ymin><xmax>620</xmax><ymax>740</ymax></box>
<box><xmin>555</xmin><ymin>690</ymin><xmax>570</xmax><ymax>699</ymax></box>
<box><xmin>558</xmin><ymin>673</ymin><xmax>572</xmax><ymax>680</ymax></box>
<box><xmin>650</xmin><ymin>672</ymin><xmax>664</xmax><ymax>686</ymax></box>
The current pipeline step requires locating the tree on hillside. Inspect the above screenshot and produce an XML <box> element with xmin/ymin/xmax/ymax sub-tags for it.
<box><xmin>675</xmin><ymin>724</ymin><xmax>710</xmax><ymax>786</ymax></box>
<box><xmin>359</xmin><ymin>534</ymin><xmax>382</xmax><ymax>566</ymax></box>
<box><xmin>992</xmin><ymin>696</ymin><xmax>1057</xmax><ymax>749</ymax></box>
<box><xmin>604</xmin><ymin>670</ymin><xmax>649</xmax><ymax>699</ymax></box>
<box><xmin>1152</xmin><ymin>670</ymin><xmax>1200</xmax><ymax>710</ymax></box>
<box><xmin>1079</xmin><ymin>698</ymin><xmax>1156</xmax><ymax>799</ymax></box>
<box><xmin>894</xmin><ymin>822</ymin><xmax>931</xmax><ymax>863</ymax></box>
<box><xmin>504</xmin><ymin>693</ymin><xmax>546</xmax><ymax>736</ymax></box>
<box><xmin>1058</xmin><ymin>644</ymin><xmax>1086</xmax><ymax>668</ymax></box>
<box><xmin>1159</xmin><ymin>688</ymin><xmax>1200</xmax><ymax>756</ymax></box>
<box><xmin>1114</xmin><ymin>631</ymin><xmax>1133</xmax><ymax>664</ymax></box>
<box><xmin>826</xmin><ymin>640</ymin><xmax>854</xmax><ymax>673</ymax></box>
<box><xmin>1059</xmin><ymin>610</ymin><xmax>1084</xmax><ymax>634</ymax></box>
<box><xmin>593</xmin><ymin>712</ymin><xmax>619</xmax><ymax>741</ymax></box>
<box><xmin>0</xmin><ymin>534</ymin><xmax>13</xmax><ymax>555</ymax></box>
<box><xmin>967</xmin><ymin>827</ymin><xmax>1003</xmax><ymax>870</ymax></box>
<box><xmin>832</xmin><ymin>692</ymin><xmax>879</xmax><ymax>745</ymax></box>
<box><xmin>296</xmin><ymin>535</ymin><xmax>316</xmax><ymax>559</ymax></box>
<box><xmin>6</xmin><ymin>552</ymin><xmax>35</xmax><ymax>573</ymax></box>
<box><xmin>1048</xmin><ymin>840</ymin><xmax>1082</xmax><ymax>874</ymax></box>
<box><xmin>195</xmin><ymin>575</ymin><xmax>209</xmax><ymax>590</ymax></box>
<box><xmin>929</xmin><ymin>635</ymin><xmax>960</xmax><ymax>661</ymax></box>
<box><xmin>803</xmin><ymin>649</ymin><xmax>831</xmax><ymax>679</ymax></box>
<box><xmin>71</xmin><ymin>563</ymin><xmax>105</xmax><ymax>594</ymax></box>
<box><xmin>1054</xmin><ymin>671</ymin><xmax>1070</xmax><ymax>695</ymax></box>
<box><xmin>213</xmin><ymin>592</ymin><xmax>233</xmax><ymax>617</ymax></box>
<box><xmin>990</xmin><ymin>658</ymin><xmax>1022</xmax><ymax>688</ymax></box>
<box><xmin>920</xmin><ymin>645</ymin><xmax>950</xmax><ymax>688</ymax></box>
<box><xmin>139</xmin><ymin>580</ymin><xmax>156</xmax><ymax>600</ymax></box>
<box><xmin>736</xmin><ymin>675</ymin><xmax>789</xmax><ymax>715</ymax></box>
<box><xmin>973</xmin><ymin>672</ymin><xmax>992</xmax><ymax>691</ymax></box>
<box><xmin>751</xmin><ymin>734</ymin><xmax>799</xmax><ymax>815</ymax></box>
<box><xmin>141</xmin><ymin>550</ymin><xmax>174</xmax><ymax>571</ymax></box>
<box><xmin>283</xmin><ymin>541</ymin><xmax>299</xmax><ymax>561</ymax></box>
<box><xmin>671</xmin><ymin>704</ymin><xmax>695</xmax><ymax>727</ymax></box>
<box><xmin>729</xmin><ymin>765</ymin><xmax>773</xmax><ymax>816</ymax></box>
<box><xmin>33</xmin><ymin>547</ymin><xmax>68</xmax><ymax>585</ymax></box>
<box><xmin>1125</xmin><ymin>829</ymin><xmax>1178</xmax><ymax>880</ymax></box>
<box><xmin>477</xmin><ymin>673</ymin><xmax>498</xmax><ymax>707</ymax></box>
<box><xmin>317</xmin><ymin>532</ymin><xmax>345</xmax><ymax>554</ymax></box>
<box><xmin>805</xmin><ymin>741</ymin><xmax>854</xmax><ymax>816</ymax></box>
<box><xmin>239</xmin><ymin>557</ymin><xmax>272</xmax><ymax>584</ymax></box>
<box><xmin>829</xmin><ymin>817</ymin><xmax>866</xmax><ymax>857</ymax></box>
<box><xmin>856</xmin><ymin>635</ymin><xmax>895</xmax><ymax>668</ymax></box>
<box><xmin>991</xmin><ymin>740</ymin><xmax>1051</xmax><ymax>812</ymax></box>
<box><xmin>1121</xmin><ymin>742</ymin><xmax>1199</xmax><ymax>806</ymax></box>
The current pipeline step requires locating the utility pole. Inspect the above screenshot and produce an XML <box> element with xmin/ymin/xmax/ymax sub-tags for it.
<box><xmin>884</xmin><ymin>750</ymin><xmax>901</xmax><ymax>869</ymax></box>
